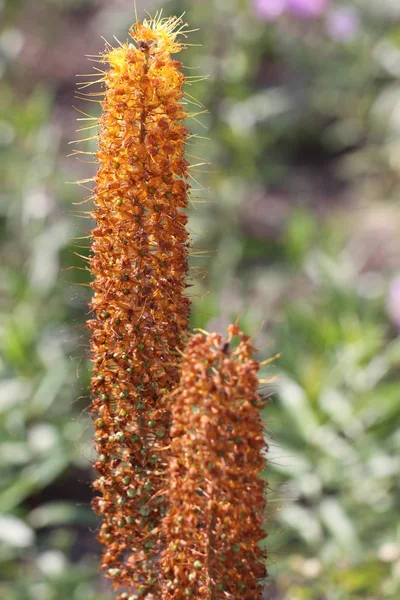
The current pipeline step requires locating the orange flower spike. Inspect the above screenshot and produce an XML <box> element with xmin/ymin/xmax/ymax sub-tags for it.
<box><xmin>87</xmin><ymin>14</ymin><xmax>191</xmax><ymax>599</ymax></box>
<box><xmin>161</xmin><ymin>326</ymin><xmax>268</xmax><ymax>599</ymax></box>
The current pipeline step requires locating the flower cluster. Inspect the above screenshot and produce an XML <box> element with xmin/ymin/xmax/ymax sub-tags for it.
<box><xmin>161</xmin><ymin>325</ymin><xmax>268</xmax><ymax>599</ymax></box>
<box><xmin>86</xmin><ymin>15</ymin><xmax>191</xmax><ymax>599</ymax></box>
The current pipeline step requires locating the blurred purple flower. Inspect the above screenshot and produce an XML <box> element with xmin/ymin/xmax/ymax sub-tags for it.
<box><xmin>253</xmin><ymin>0</ymin><xmax>328</xmax><ymax>21</ymax></box>
<box><xmin>253</xmin><ymin>0</ymin><xmax>286</xmax><ymax>21</ymax></box>
<box><xmin>326</xmin><ymin>6</ymin><xmax>360</xmax><ymax>42</ymax></box>
<box><xmin>387</xmin><ymin>276</ymin><xmax>400</xmax><ymax>332</ymax></box>
<box><xmin>287</xmin><ymin>0</ymin><xmax>328</xmax><ymax>19</ymax></box>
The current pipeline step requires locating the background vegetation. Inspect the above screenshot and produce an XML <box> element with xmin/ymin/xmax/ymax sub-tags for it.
<box><xmin>1</xmin><ymin>0</ymin><xmax>399</xmax><ymax>598</ymax></box>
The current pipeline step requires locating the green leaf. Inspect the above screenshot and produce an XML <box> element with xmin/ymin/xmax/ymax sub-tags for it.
<box><xmin>278</xmin><ymin>377</ymin><xmax>319</xmax><ymax>441</ymax></box>
<box><xmin>28</xmin><ymin>502</ymin><xmax>97</xmax><ymax>529</ymax></box>
<box><xmin>0</xmin><ymin>451</ymin><xmax>69</xmax><ymax>512</ymax></box>
<box><xmin>319</xmin><ymin>498</ymin><xmax>361</xmax><ymax>556</ymax></box>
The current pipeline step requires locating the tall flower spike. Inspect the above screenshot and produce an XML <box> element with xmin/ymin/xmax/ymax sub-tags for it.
<box><xmin>85</xmin><ymin>15</ymin><xmax>191</xmax><ymax>599</ymax></box>
<box><xmin>161</xmin><ymin>325</ymin><xmax>268</xmax><ymax>600</ymax></box>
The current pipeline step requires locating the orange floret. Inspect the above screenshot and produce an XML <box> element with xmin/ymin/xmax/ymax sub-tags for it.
<box><xmin>87</xmin><ymin>15</ymin><xmax>191</xmax><ymax>599</ymax></box>
<box><xmin>161</xmin><ymin>325</ymin><xmax>268</xmax><ymax>600</ymax></box>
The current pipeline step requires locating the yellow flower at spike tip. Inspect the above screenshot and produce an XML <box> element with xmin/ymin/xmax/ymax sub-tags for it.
<box><xmin>134</xmin><ymin>14</ymin><xmax>189</xmax><ymax>52</ymax></box>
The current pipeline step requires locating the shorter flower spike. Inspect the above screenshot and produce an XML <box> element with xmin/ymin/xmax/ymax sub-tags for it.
<box><xmin>161</xmin><ymin>325</ymin><xmax>268</xmax><ymax>600</ymax></box>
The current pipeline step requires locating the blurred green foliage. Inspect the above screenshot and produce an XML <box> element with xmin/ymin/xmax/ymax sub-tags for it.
<box><xmin>1</xmin><ymin>0</ymin><xmax>400</xmax><ymax>598</ymax></box>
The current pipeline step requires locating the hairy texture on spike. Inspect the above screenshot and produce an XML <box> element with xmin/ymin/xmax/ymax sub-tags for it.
<box><xmin>86</xmin><ymin>16</ymin><xmax>191</xmax><ymax>599</ymax></box>
<box><xmin>161</xmin><ymin>325</ymin><xmax>268</xmax><ymax>599</ymax></box>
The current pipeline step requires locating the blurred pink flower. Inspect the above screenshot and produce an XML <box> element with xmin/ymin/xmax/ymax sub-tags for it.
<box><xmin>253</xmin><ymin>0</ymin><xmax>286</xmax><ymax>21</ymax></box>
<box><xmin>287</xmin><ymin>0</ymin><xmax>328</xmax><ymax>18</ymax></box>
<box><xmin>253</xmin><ymin>0</ymin><xmax>328</xmax><ymax>21</ymax></box>
<box><xmin>326</xmin><ymin>6</ymin><xmax>360</xmax><ymax>42</ymax></box>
